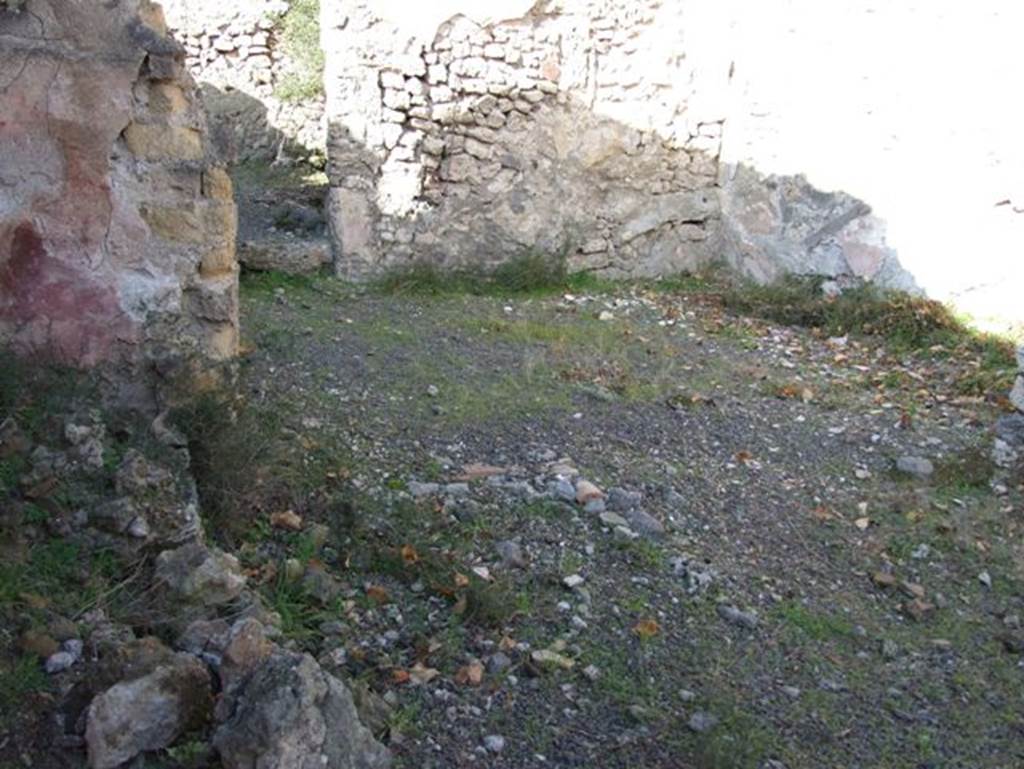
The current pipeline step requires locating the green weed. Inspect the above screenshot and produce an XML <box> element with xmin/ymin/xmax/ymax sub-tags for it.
<box><xmin>373</xmin><ymin>252</ymin><xmax>612</xmax><ymax>299</ymax></box>
<box><xmin>0</xmin><ymin>655</ymin><xmax>49</xmax><ymax>714</ymax></box>
<box><xmin>774</xmin><ymin>601</ymin><xmax>854</xmax><ymax>641</ymax></box>
<box><xmin>461</xmin><ymin>578</ymin><xmax>518</xmax><ymax>628</ymax></box>
<box><xmin>264</xmin><ymin>571</ymin><xmax>322</xmax><ymax>639</ymax></box>
<box><xmin>273</xmin><ymin>0</ymin><xmax>324</xmax><ymax>103</ymax></box>
<box><xmin>232</xmin><ymin>160</ymin><xmax>328</xmax><ymax>191</ymax></box>
<box><xmin>240</xmin><ymin>269</ymin><xmax>317</xmax><ymax>297</ymax></box>
<box><xmin>933</xmin><ymin>446</ymin><xmax>995</xmax><ymax>492</ymax></box>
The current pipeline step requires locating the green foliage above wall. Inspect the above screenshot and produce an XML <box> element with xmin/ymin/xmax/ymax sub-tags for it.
<box><xmin>275</xmin><ymin>0</ymin><xmax>325</xmax><ymax>103</ymax></box>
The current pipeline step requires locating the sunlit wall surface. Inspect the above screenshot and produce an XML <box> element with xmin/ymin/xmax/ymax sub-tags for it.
<box><xmin>328</xmin><ymin>0</ymin><xmax>1022</xmax><ymax>326</ymax></box>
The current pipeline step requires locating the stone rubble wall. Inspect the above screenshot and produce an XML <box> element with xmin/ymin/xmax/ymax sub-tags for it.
<box><xmin>1012</xmin><ymin>348</ymin><xmax>1024</xmax><ymax>416</ymax></box>
<box><xmin>993</xmin><ymin>346</ymin><xmax>1024</xmax><ymax>470</ymax></box>
<box><xmin>321</xmin><ymin>0</ymin><xmax>1022</xmax><ymax>307</ymax></box>
<box><xmin>0</xmin><ymin>0</ymin><xmax>239</xmax><ymax>368</ymax></box>
<box><xmin>160</xmin><ymin>0</ymin><xmax>326</xmax><ymax>164</ymax></box>
<box><xmin>322</xmin><ymin>1</ymin><xmax>726</xmax><ymax>280</ymax></box>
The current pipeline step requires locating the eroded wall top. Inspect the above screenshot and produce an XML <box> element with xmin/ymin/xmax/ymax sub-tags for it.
<box><xmin>160</xmin><ymin>0</ymin><xmax>325</xmax><ymax>163</ymax></box>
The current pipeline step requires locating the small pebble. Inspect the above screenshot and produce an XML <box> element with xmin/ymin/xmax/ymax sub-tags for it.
<box><xmin>44</xmin><ymin>651</ymin><xmax>76</xmax><ymax>674</ymax></box>
<box><xmin>688</xmin><ymin>711</ymin><xmax>719</xmax><ymax>733</ymax></box>
<box><xmin>716</xmin><ymin>603</ymin><xmax>758</xmax><ymax>629</ymax></box>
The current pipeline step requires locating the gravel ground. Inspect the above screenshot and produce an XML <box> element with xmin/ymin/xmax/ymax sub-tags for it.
<box><xmin>216</xmin><ymin>274</ymin><xmax>1024</xmax><ymax>769</ymax></box>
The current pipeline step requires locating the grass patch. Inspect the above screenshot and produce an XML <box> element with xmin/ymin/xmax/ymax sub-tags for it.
<box><xmin>0</xmin><ymin>540</ymin><xmax>126</xmax><ymax>635</ymax></box>
<box><xmin>264</xmin><ymin>572</ymin><xmax>324</xmax><ymax>640</ymax></box>
<box><xmin>240</xmin><ymin>269</ymin><xmax>318</xmax><ymax>297</ymax></box>
<box><xmin>0</xmin><ymin>456</ymin><xmax>26</xmax><ymax>496</ymax></box>
<box><xmin>0</xmin><ymin>351</ymin><xmax>93</xmax><ymax>440</ymax></box>
<box><xmin>461</xmin><ymin>578</ymin><xmax>519</xmax><ymax>628</ymax></box>
<box><xmin>389</xmin><ymin>702</ymin><xmax>424</xmax><ymax>739</ymax></box>
<box><xmin>683</xmin><ymin>705</ymin><xmax>778</xmax><ymax>769</ymax></box>
<box><xmin>773</xmin><ymin>601</ymin><xmax>854</xmax><ymax>641</ymax></box>
<box><xmin>232</xmin><ymin>160</ymin><xmax>328</xmax><ymax>190</ymax></box>
<box><xmin>171</xmin><ymin>386</ymin><xmax>345</xmax><ymax>547</ymax></box>
<box><xmin>933</xmin><ymin>445</ymin><xmax>995</xmax><ymax>492</ymax></box>
<box><xmin>616</xmin><ymin>538</ymin><xmax>666</xmax><ymax>570</ymax></box>
<box><xmin>373</xmin><ymin>252</ymin><xmax>613</xmax><ymax>299</ymax></box>
<box><xmin>583</xmin><ymin>641</ymin><xmax>661</xmax><ymax>709</ymax></box>
<box><xmin>393</xmin><ymin>351</ymin><xmax>571</xmax><ymax>424</ymax></box>
<box><xmin>0</xmin><ymin>654</ymin><xmax>49</xmax><ymax>714</ymax></box>
<box><xmin>718</xmin><ymin>276</ymin><xmax>1016</xmax><ymax>392</ymax></box>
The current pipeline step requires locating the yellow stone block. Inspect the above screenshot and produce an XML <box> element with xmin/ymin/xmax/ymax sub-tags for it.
<box><xmin>203</xmin><ymin>167</ymin><xmax>234</xmax><ymax>200</ymax></box>
<box><xmin>203</xmin><ymin>199</ymin><xmax>238</xmax><ymax>235</ymax></box>
<box><xmin>124</xmin><ymin>123</ymin><xmax>203</xmax><ymax>161</ymax></box>
<box><xmin>150</xmin><ymin>83</ymin><xmax>189</xmax><ymax>115</ymax></box>
<box><xmin>205</xmin><ymin>323</ymin><xmax>239</xmax><ymax>361</ymax></box>
<box><xmin>140</xmin><ymin>204</ymin><xmax>204</xmax><ymax>243</ymax></box>
<box><xmin>138</xmin><ymin>1</ymin><xmax>168</xmax><ymax>36</ymax></box>
<box><xmin>200</xmin><ymin>242</ymin><xmax>237</xmax><ymax>278</ymax></box>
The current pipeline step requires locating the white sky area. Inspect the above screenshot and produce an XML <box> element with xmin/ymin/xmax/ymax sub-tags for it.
<box><xmin>716</xmin><ymin>1</ymin><xmax>1024</xmax><ymax>326</ymax></box>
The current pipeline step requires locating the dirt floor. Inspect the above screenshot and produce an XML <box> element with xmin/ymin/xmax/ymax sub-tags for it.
<box><xmin>2</xmin><ymin>267</ymin><xmax>1022</xmax><ymax>769</ymax></box>
<box><xmin>200</xmin><ymin>272</ymin><xmax>1022</xmax><ymax>769</ymax></box>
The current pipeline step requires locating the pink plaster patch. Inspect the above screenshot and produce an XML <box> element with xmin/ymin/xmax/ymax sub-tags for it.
<box><xmin>1</xmin><ymin>222</ymin><xmax>134</xmax><ymax>365</ymax></box>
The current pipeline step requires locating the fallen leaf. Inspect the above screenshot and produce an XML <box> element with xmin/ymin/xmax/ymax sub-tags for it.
<box><xmin>734</xmin><ymin>450</ymin><xmax>754</xmax><ymax>464</ymax></box>
<box><xmin>391</xmin><ymin>669</ymin><xmax>411</xmax><ymax>684</ymax></box>
<box><xmin>456</xmin><ymin>463</ymin><xmax>507</xmax><ymax>481</ymax></box>
<box><xmin>452</xmin><ymin>595</ymin><xmax>467</xmax><ymax>615</ymax></box>
<box><xmin>776</xmin><ymin>383</ymin><xmax>801</xmax><ymax>399</ymax></box>
<box><xmin>900</xmin><ymin>581</ymin><xmax>926</xmax><ymax>600</ymax></box>
<box><xmin>854</xmin><ymin>517</ymin><xmax>871</xmax><ymax>530</ymax></box>
<box><xmin>575</xmin><ymin>480</ymin><xmax>603</xmax><ymax>504</ymax></box>
<box><xmin>270</xmin><ymin>510</ymin><xmax>303</xmax><ymax>531</ymax></box>
<box><xmin>531</xmin><ymin>649</ymin><xmax>575</xmax><ymax>669</ymax></box>
<box><xmin>408</xmin><ymin>662</ymin><xmax>440</xmax><ymax>685</ymax></box>
<box><xmin>255</xmin><ymin>561</ymin><xmax>278</xmax><ymax>585</ymax></box>
<box><xmin>24</xmin><ymin>477</ymin><xmax>58</xmax><ymax>500</ymax></box>
<box><xmin>454</xmin><ymin>661</ymin><xmax>484</xmax><ymax>686</ymax></box>
<box><xmin>20</xmin><ymin>592</ymin><xmax>49</xmax><ymax>610</ymax></box>
<box><xmin>811</xmin><ymin>506</ymin><xmax>835</xmax><ymax>522</ymax></box>
<box><xmin>365</xmin><ymin>585</ymin><xmax>391</xmax><ymax>604</ymax></box>
<box><xmin>904</xmin><ymin>598</ymin><xmax>935</xmax><ymax>622</ymax></box>
<box><xmin>400</xmin><ymin>544</ymin><xmax>420</xmax><ymax>565</ymax></box>
<box><xmin>453</xmin><ymin>572</ymin><xmax>470</xmax><ymax>588</ymax></box>
<box><xmin>499</xmin><ymin>636</ymin><xmax>517</xmax><ymax>651</ymax></box>
<box><xmin>872</xmin><ymin>571</ymin><xmax>896</xmax><ymax>588</ymax></box>
<box><xmin>633</xmin><ymin>619</ymin><xmax>661</xmax><ymax>639</ymax></box>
